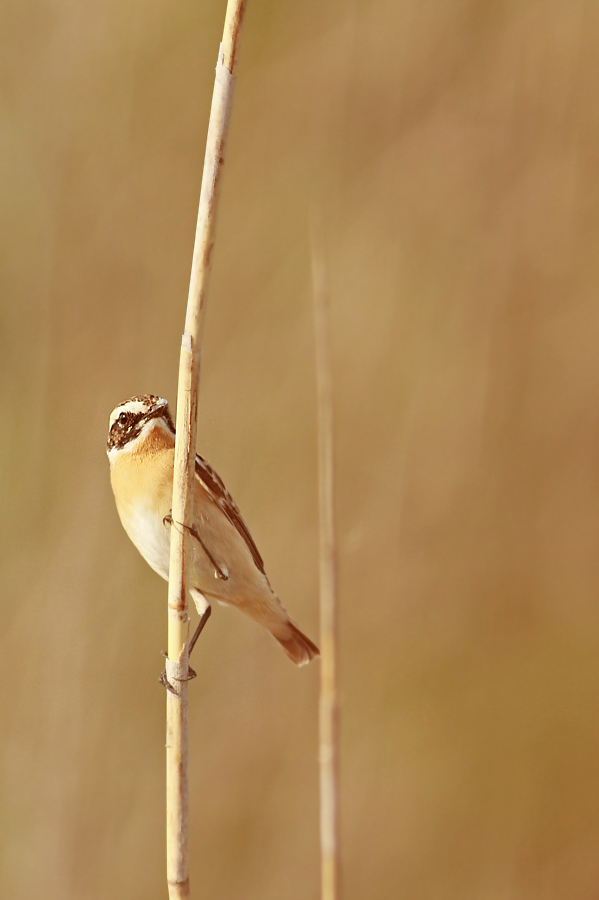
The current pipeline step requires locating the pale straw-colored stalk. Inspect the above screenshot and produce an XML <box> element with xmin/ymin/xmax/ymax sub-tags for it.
<box><xmin>165</xmin><ymin>4</ymin><xmax>247</xmax><ymax>899</ymax></box>
<box><xmin>312</xmin><ymin>234</ymin><xmax>341</xmax><ymax>900</ymax></box>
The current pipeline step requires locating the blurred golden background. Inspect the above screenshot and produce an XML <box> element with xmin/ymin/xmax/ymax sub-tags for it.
<box><xmin>3</xmin><ymin>0</ymin><xmax>599</xmax><ymax>897</ymax></box>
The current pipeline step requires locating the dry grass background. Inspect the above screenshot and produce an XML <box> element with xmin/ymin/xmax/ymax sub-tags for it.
<box><xmin>2</xmin><ymin>0</ymin><xmax>599</xmax><ymax>897</ymax></box>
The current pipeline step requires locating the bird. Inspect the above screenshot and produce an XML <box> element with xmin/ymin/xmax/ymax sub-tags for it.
<box><xmin>107</xmin><ymin>394</ymin><xmax>319</xmax><ymax>666</ymax></box>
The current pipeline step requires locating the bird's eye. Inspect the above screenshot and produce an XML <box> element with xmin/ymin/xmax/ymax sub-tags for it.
<box><xmin>118</xmin><ymin>412</ymin><xmax>128</xmax><ymax>426</ymax></box>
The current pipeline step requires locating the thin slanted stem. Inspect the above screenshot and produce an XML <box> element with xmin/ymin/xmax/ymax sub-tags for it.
<box><xmin>165</xmin><ymin>4</ymin><xmax>248</xmax><ymax>899</ymax></box>
<box><xmin>312</xmin><ymin>233</ymin><xmax>341</xmax><ymax>900</ymax></box>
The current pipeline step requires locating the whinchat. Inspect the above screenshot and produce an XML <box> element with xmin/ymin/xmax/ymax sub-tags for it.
<box><xmin>107</xmin><ymin>394</ymin><xmax>319</xmax><ymax>665</ymax></box>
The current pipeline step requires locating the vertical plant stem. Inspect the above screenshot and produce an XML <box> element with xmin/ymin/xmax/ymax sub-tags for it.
<box><xmin>312</xmin><ymin>233</ymin><xmax>341</xmax><ymax>900</ymax></box>
<box><xmin>165</xmin><ymin>4</ymin><xmax>247</xmax><ymax>899</ymax></box>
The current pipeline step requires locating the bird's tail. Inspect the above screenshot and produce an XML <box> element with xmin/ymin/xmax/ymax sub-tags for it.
<box><xmin>274</xmin><ymin>621</ymin><xmax>320</xmax><ymax>666</ymax></box>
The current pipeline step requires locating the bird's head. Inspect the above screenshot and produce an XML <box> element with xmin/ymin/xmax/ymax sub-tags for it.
<box><xmin>107</xmin><ymin>394</ymin><xmax>175</xmax><ymax>458</ymax></box>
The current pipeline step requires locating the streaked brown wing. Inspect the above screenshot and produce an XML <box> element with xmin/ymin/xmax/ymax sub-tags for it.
<box><xmin>194</xmin><ymin>454</ymin><xmax>266</xmax><ymax>576</ymax></box>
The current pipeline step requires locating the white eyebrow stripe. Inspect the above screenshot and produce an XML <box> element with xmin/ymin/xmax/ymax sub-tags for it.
<box><xmin>108</xmin><ymin>397</ymin><xmax>167</xmax><ymax>428</ymax></box>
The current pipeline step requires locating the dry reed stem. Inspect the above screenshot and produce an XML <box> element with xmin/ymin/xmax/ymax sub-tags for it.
<box><xmin>312</xmin><ymin>233</ymin><xmax>341</xmax><ymax>900</ymax></box>
<box><xmin>166</xmin><ymin>4</ymin><xmax>247</xmax><ymax>898</ymax></box>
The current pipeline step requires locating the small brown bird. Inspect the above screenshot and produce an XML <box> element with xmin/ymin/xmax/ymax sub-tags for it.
<box><xmin>107</xmin><ymin>394</ymin><xmax>319</xmax><ymax>665</ymax></box>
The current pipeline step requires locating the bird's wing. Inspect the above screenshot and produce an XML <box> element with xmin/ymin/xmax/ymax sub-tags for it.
<box><xmin>195</xmin><ymin>454</ymin><xmax>266</xmax><ymax>576</ymax></box>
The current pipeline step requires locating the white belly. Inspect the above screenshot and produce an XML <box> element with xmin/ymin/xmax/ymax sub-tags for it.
<box><xmin>122</xmin><ymin>502</ymin><xmax>171</xmax><ymax>581</ymax></box>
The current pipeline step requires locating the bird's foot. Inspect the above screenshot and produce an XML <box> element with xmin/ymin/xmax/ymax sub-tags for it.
<box><xmin>159</xmin><ymin>650</ymin><xmax>197</xmax><ymax>692</ymax></box>
<box><xmin>159</xmin><ymin>667</ymin><xmax>178</xmax><ymax>694</ymax></box>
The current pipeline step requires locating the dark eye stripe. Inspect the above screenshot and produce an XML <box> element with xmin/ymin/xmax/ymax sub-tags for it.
<box><xmin>114</xmin><ymin>411</ymin><xmax>140</xmax><ymax>430</ymax></box>
<box><xmin>107</xmin><ymin>411</ymin><xmax>144</xmax><ymax>450</ymax></box>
